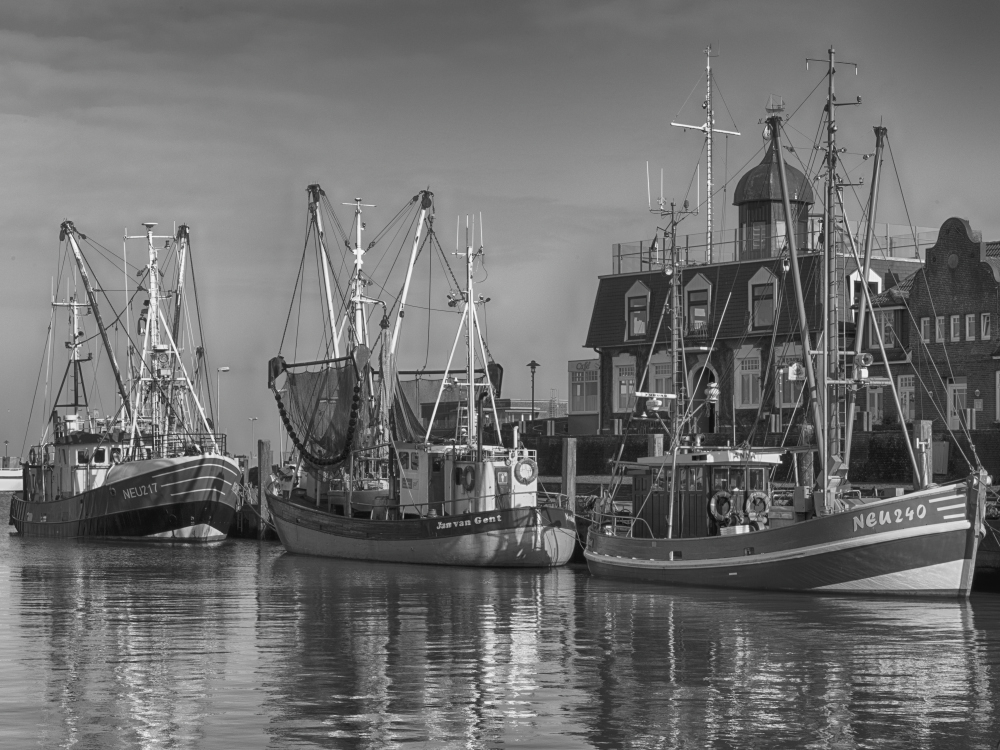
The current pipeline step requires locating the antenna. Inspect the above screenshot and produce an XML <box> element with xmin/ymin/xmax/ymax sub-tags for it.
<box><xmin>456</xmin><ymin>215</ymin><xmax>460</xmax><ymax>251</ymax></box>
<box><xmin>479</xmin><ymin>212</ymin><xmax>483</xmax><ymax>247</ymax></box>
<box><xmin>646</xmin><ymin>161</ymin><xmax>651</xmax><ymax>210</ymax></box>
<box><xmin>660</xmin><ymin>169</ymin><xmax>664</xmax><ymax>207</ymax></box>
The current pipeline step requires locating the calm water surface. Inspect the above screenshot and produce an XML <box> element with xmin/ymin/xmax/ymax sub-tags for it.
<box><xmin>3</xmin><ymin>495</ymin><xmax>1000</xmax><ymax>749</ymax></box>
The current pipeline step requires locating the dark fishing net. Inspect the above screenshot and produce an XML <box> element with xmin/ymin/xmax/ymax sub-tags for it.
<box><xmin>269</xmin><ymin>355</ymin><xmax>364</xmax><ymax>465</ymax></box>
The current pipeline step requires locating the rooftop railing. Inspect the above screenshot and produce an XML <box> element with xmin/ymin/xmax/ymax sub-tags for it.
<box><xmin>611</xmin><ymin>223</ymin><xmax>938</xmax><ymax>275</ymax></box>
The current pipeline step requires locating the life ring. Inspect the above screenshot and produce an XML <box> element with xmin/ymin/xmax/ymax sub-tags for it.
<box><xmin>744</xmin><ymin>491</ymin><xmax>771</xmax><ymax>522</ymax></box>
<box><xmin>462</xmin><ymin>465</ymin><xmax>476</xmax><ymax>492</ymax></box>
<box><xmin>709</xmin><ymin>490</ymin><xmax>734</xmax><ymax>523</ymax></box>
<box><xmin>29</xmin><ymin>448</ymin><xmax>37</xmax><ymax>465</ymax></box>
<box><xmin>513</xmin><ymin>458</ymin><xmax>537</xmax><ymax>485</ymax></box>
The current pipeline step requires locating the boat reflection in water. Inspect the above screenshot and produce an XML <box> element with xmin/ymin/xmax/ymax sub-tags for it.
<box><xmin>256</xmin><ymin>556</ymin><xmax>997</xmax><ymax>748</ymax></box>
<box><xmin>6</xmin><ymin>530</ymin><xmax>1000</xmax><ymax>748</ymax></box>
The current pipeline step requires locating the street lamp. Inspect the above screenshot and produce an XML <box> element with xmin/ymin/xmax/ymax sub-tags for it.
<box><xmin>217</xmin><ymin>366</ymin><xmax>230</xmax><ymax>436</ymax></box>
<box><xmin>249</xmin><ymin>417</ymin><xmax>258</xmax><ymax>466</ymax></box>
<box><xmin>526</xmin><ymin>360</ymin><xmax>540</xmax><ymax>421</ymax></box>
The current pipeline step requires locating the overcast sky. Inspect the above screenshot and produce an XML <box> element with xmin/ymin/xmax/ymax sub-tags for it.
<box><xmin>2</xmin><ymin>0</ymin><xmax>999</xmax><ymax>456</ymax></box>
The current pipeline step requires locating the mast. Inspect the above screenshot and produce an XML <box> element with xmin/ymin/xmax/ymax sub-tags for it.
<box><xmin>768</xmin><ymin>115</ymin><xmax>827</xmax><ymax>476</ymax></box>
<box><xmin>171</xmin><ymin>225</ymin><xmax>189</xmax><ymax>346</ymax></box>
<box><xmin>309</xmin><ymin>184</ymin><xmax>341</xmax><ymax>358</ymax></box>
<box><xmin>62</xmin><ymin>221</ymin><xmax>132</xmax><ymax>420</ymax></box>
<box><xmin>389</xmin><ymin>190</ymin><xmax>433</xmax><ymax>357</ymax></box>
<box><xmin>344</xmin><ymin>197</ymin><xmax>376</xmax><ymax>351</ymax></box>
<box><xmin>825</xmin><ymin>47</ymin><xmax>839</xmax><ymax>507</ymax></box>
<box><xmin>465</xmin><ymin>217</ymin><xmax>476</xmax><ymax>451</ymax></box>
<box><xmin>670</xmin><ymin>46</ymin><xmax>739</xmax><ymax>264</ymax></box>
<box><xmin>843</xmin><ymin>125</ymin><xmax>887</xmax><ymax>468</ymax></box>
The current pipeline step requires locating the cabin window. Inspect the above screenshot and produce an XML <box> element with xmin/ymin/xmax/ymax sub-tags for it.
<box><xmin>920</xmin><ymin>317</ymin><xmax>930</xmax><ymax>343</ymax></box>
<box><xmin>966</xmin><ymin>314</ymin><xmax>976</xmax><ymax>341</ymax></box>
<box><xmin>627</xmin><ymin>295</ymin><xmax>648</xmax><ymax>338</ymax></box>
<box><xmin>935</xmin><ymin>316</ymin><xmax>945</xmax><ymax>343</ymax></box>
<box><xmin>982</xmin><ymin>313</ymin><xmax>991</xmax><ymax>341</ymax></box>
<box><xmin>751</xmin><ymin>283</ymin><xmax>775</xmax><ymax>329</ymax></box>
<box><xmin>76</xmin><ymin>450</ymin><xmax>89</xmax><ymax>464</ymax></box>
<box><xmin>399</xmin><ymin>452</ymin><xmax>410</xmax><ymax>470</ymax></box>
<box><xmin>410</xmin><ymin>452</ymin><xmax>419</xmax><ymax>470</ymax></box>
<box><xmin>93</xmin><ymin>448</ymin><xmax>106</xmax><ymax>464</ymax></box>
<box><xmin>687</xmin><ymin>289</ymin><xmax>709</xmax><ymax>335</ymax></box>
<box><xmin>747</xmin><ymin>468</ymin><xmax>765</xmax><ymax>492</ymax></box>
<box><xmin>616</xmin><ymin>365</ymin><xmax>636</xmax><ymax>412</ymax></box>
<box><xmin>899</xmin><ymin>375</ymin><xmax>915</xmax><ymax>422</ymax></box>
<box><xmin>951</xmin><ymin>315</ymin><xmax>961</xmax><ymax>342</ymax></box>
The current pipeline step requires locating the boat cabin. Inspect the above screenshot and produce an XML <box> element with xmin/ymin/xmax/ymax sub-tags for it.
<box><xmin>628</xmin><ymin>448</ymin><xmax>783</xmax><ymax>538</ymax></box>
<box><xmin>395</xmin><ymin>444</ymin><xmax>538</xmax><ymax>518</ymax></box>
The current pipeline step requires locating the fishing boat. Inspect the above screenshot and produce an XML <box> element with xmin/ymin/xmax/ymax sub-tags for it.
<box><xmin>265</xmin><ymin>186</ymin><xmax>575</xmax><ymax>566</ymax></box>
<box><xmin>585</xmin><ymin>49</ymin><xmax>988</xmax><ymax>596</ymax></box>
<box><xmin>9</xmin><ymin>221</ymin><xmax>240</xmax><ymax>540</ymax></box>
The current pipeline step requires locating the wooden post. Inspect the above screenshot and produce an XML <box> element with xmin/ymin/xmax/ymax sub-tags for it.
<box><xmin>562</xmin><ymin>437</ymin><xmax>577</xmax><ymax>510</ymax></box>
<box><xmin>913</xmin><ymin>420</ymin><xmax>932</xmax><ymax>490</ymax></box>
<box><xmin>647</xmin><ymin>433</ymin><xmax>664</xmax><ymax>458</ymax></box>
<box><xmin>258</xmin><ymin>439</ymin><xmax>271</xmax><ymax>540</ymax></box>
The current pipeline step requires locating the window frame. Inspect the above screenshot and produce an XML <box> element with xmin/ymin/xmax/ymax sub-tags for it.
<box><xmin>982</xmin><ymin>313</ymin><xmax>991</xmax><ymax>341</ymax></box>
<box><xmin>898</xmin><ymin>374</ymin><xmax>915</xmax><ymax>423</ymax></box>
<box><xmin>951</xmin><ymin>314</ymin><xmax>961</xmax><ymax>342</ymax></box>
<box><xmin>935</xmin><ymin>316</ymin><xmax>945</xmax><ymax>343</ymax></box>
<box><xmin>616</xmin><ymin>364</ymin><xmax>636</xmax><ymax>413</ymax></box>
<box><xmin>920</xmin><ymin>317</ymin><xmax>930</xmax><ymax>343</ymax></box>
<box><xmin>735</xmin><ymin>347</ymin><xmax>762</xmax><ymax>409</ymax></box>
<box><xmin>966</xmin><ymin>313</ymin><xmax>976</xmax><ymax>341</ymax></box>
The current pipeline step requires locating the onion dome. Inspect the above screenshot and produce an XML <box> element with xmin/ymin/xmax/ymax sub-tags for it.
<box><xmin>733</xmin><ymin>145</ymin><xmax>814</xmax><ymax>206</ymax></box>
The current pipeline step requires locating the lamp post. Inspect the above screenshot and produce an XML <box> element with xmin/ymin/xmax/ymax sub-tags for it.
<box><xmin>527</xmin><ymin>360</ymin><xmax>540</xmax><ymax>421</ymax></box>
<box><xmin>249</xmin><ymin>417</ymin><xmax>258</xmax><ymax>466</ymax></box>
<box><xmin>216</xmin><ymin>366</ymin><xmax>230</xmax><ymax>438</ymax></box>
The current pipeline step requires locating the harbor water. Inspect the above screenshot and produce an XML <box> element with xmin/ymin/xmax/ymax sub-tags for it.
<box><xmin>3</xmin><ymin>495</ymin><xmax>1000</xmax><ymax>749</ymax></box>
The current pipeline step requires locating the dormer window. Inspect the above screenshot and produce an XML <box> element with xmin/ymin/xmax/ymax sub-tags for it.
<box><xmin>747</xmin><ymin>267</ymin><xmax>777</xmax><ymax>330</ymax></box>
<box><xmin>624</xmin><ymin>281</ymin><xmax>650</xmax><ymax>340</ymax></box>
<box><xmin>685</xmin><ymin>274</ymin><xmax>712</xmax><ymax>336</ymax></box>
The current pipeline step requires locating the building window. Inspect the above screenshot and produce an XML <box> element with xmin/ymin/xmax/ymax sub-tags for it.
<box><xmin>870</xmin><ymin>312</ymin><xmax>895</xmax><ymax>348</ymax></box>
<box><xmin>966</xmin><ymin>314</ymin><xmax>976</xmax><ymax>341</ymax></box>
<box><xmin>750</xmin><ymin>222</ymin><xmax>766</xmax><ymax>256</ymax></box>
<box><xmin>616</xmin><ymin>365</ymin><xmax>636</xmax><ymax>412</ymax></box>
<box><xmin>867</xmin><ymin>386</ymin><xmax>884</xmax><ymax>425</ymax></box>
<box><xmin>687</xmin><ymin>289</ymin><xmax>710</xmax><ymax>335</ymax></box>
<box><xmin>627</xmin><ymin>295</ymin><xmax>648</xmax><ymax>338</ymax></box>
<box><xmin>982</xmin><ymin>313</ymin><xmax>991</xmax><ymax>341</ymax></box>
<box><xmin>899</xmin><ymin>375</ymin><xmax>915</xmax><ymax>422</ymax></box>
<box><xmin>777</xmin><ymin>359</ymin><xmax>804</xmax><ymax>407</ymax></box>
<box><xmin>570</xmin><ymin>369</ymin><xmax>600</xmax><ymax>414</ymax></box>
<box><xmin>935</xmin><ymin>316</ymin><xmax>945</xmax><ymax>343</ymax></box>
<box><xmin>951</xmin><ymin>315</ymin><xmax>960</xmax><ymax>342</ymax></box>
<box><xmin>652</xmin><ymin>363</ymin><xmax>671</xmax><ymax>396</ymax></box>
<box><xmin>920</xmin><ymin>317</ymin><xmax>930</xmax><ymax>343</ymax></box>
<box><xmin>736</xmin><ymin>351</ymin><xmax>761</xmax><ymax>408</ymax></box>
<box><xmin>751</xmin><ymin>283</ymin><xmax>775</xmax><ymax>329</ymax></box>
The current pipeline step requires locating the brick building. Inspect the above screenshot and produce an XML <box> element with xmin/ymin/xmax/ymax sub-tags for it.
<box><xmin>868</xmin><ymin>217</ymin><xmax>1000</xmax><ymax>432</ymax></box>
<box><xmin>582</xmin><ymin>146</ymin><xmax>929</xmax><ymax>439</ymax></box>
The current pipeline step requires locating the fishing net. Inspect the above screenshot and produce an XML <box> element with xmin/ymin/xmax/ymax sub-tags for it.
<box><xmin>269</xmin><ymin>355</ymin><xmax>365</xmax><ymax>466</ymax></box>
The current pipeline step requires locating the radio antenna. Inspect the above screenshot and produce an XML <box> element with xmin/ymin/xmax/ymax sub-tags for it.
<box><xmin>646</xmin><ymin>161</ymin><xmax>651</xmax><ymax>210</ymax></box>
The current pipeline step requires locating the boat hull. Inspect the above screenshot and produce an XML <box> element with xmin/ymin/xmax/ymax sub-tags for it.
<box><xmin>586</xmin><ymin>478</ymin><xmax>986</xmax><ymax>597</ymax></box>
<box><xmin>268</xmin><ymin>491</ymin><xmax>576</xmax><ymax>567</ymax></box>
<box><xmin>0</xmin><ymin>468</ymin><xmax>22</xmax><ymax>494</ymax></box>
<box><xmin>8</xmin><ymin>455</ymin><xmax>241</xmax><ymax>541</ymax></box>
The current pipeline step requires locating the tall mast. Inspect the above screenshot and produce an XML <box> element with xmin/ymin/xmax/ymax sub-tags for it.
<box><xmin>671</xmin><ymin>46</ymin><xmax>739</xmax><ymax>264</ymax></box>
<box><xmin>344</xmin><ymin>197</ymin><xmax>376</xmax><ymax>351</ymax></box>
<box><xmin>171</xmin><ymin>225</ymin><xmax>189</xmax><ymax>346</ymax></box>
<box><xmin>466</xmin><ymin>217</ymin><xmax>476</xmax><ymax>451</ymax></box>
<box><xmin>389</xmin><ymin>190</ymin><xmax>433</xmax><ymax>357</ymax></box>
<box><xmin>844</xmin><ymin>125</ymin><xmax>887</xmax><ymax>468</ymax></box>
<box><xmin>824</xmin><ymin>47</ymin><xmax>839</xmax><ymax>506</ymax></box>
<box><xmin>309</xmin><ymin>185</ymin><xmax>341</xmax><ymax>358</ymax></box>
<box><xmin>62</xmin><ymin>221</ymin><xmax>132</xmax><ymax>420</ymax></box>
